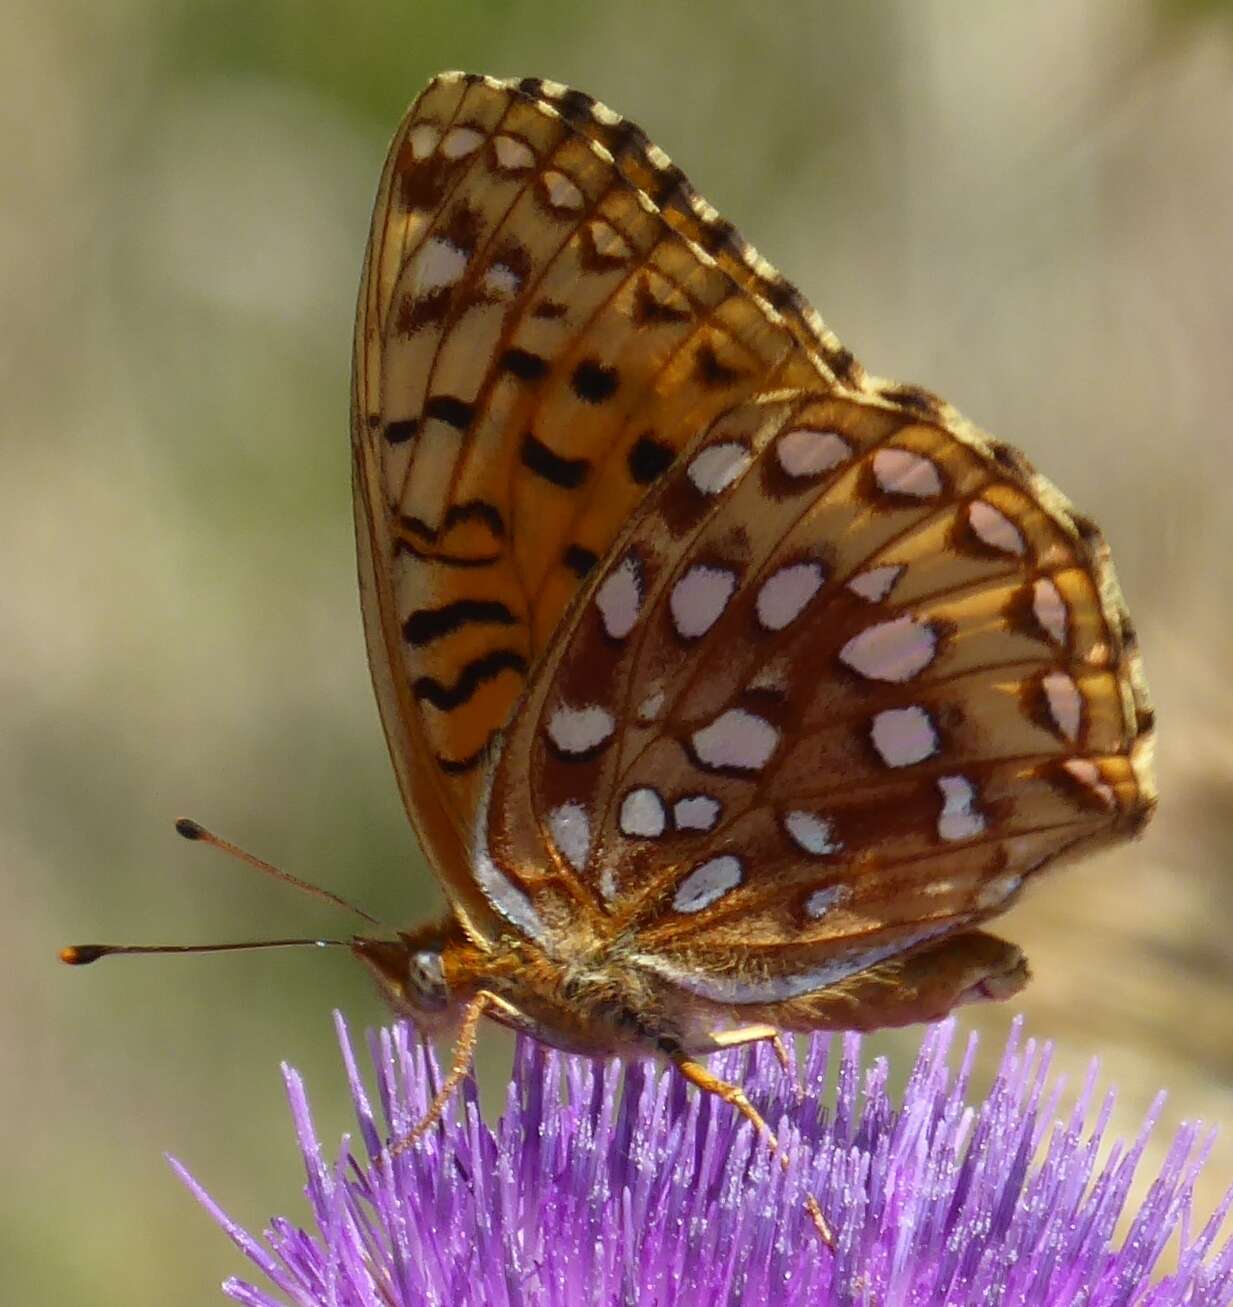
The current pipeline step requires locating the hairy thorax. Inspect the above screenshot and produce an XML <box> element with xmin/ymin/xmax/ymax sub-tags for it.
<box><xmin>354</xmin><ymin>913</ymin><xmax>727</xmax><ymax>1059</ymax></box>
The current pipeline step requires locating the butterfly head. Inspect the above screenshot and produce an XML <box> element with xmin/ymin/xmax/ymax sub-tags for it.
<box><xmin>352</xmin><ymin>921</ymin><xmax>461</xmax><ymax>1032</ymax></box>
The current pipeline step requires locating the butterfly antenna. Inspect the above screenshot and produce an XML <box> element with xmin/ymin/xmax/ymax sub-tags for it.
<box><xmin>173</xmin><ymin>817</ymin><xmax>384</xmax><ymax>927</ymax></box>
<box><xmin>60</xmin><ymin>938</ymin><xmax>350</xmax><ymax>966</ymax></box>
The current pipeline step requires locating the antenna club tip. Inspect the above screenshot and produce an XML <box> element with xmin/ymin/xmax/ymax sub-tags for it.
<box><xmin>60</xmin><ymin>944</ymin><xmax>104</xmax><ymax>966</ymax></box>
<box><xmin>175</xmin><ymin>818</ymin><xmax>205</xmax><ymax>840</ymax></box>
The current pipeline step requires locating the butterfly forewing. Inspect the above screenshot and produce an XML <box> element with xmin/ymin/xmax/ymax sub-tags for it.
<box><xmin>518</xmin><ymin>78</ymin><xmax>863</xmax><ymax>386</ymax></box>
<box><xmin>484</xmin><ymin>385</ymin><xmax>1154</xmax><ymax>997</ymax></box>
<box><xmin>352</xmin><ymin>74</ymin><xmax>826</xmax><ymax>923</ymax></box>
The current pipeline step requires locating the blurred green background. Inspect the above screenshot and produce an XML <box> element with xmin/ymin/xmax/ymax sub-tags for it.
<box><xmin>9</xmin><ymin>1</ymin><xmax>1233</xmax><ymax>1300</ymax></box>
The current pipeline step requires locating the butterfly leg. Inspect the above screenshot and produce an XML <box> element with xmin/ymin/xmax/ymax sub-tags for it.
<box><xmin>393</xmin><ymin>991</ymin><xmax>495</xmax><ymax>1153</ymax></box>
<box><xmin>672</xmin><ymin>1052</ymin><xmax>834</xmax><ymax>1246</ymax></box>
<box><xmin>707</xmin><ymin>1024</ymin><xmax>801</xmax><ymax>1098</ymax></box>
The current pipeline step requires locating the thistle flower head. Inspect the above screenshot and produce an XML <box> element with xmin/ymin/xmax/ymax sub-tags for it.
<box><xmin>174</xmin><ymin>1014</ymin><xmax>1233</xmax><ymax>1305</ymax></box>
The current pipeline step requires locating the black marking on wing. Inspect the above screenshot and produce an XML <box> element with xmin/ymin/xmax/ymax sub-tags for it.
<box><xmin>397</xmin><ymin>289</ymin><xmax>451</xmax><ymax>334</ymax></box>
<box><xmin>532</xmin><ymin>299</ymin><xmax>568</xmax><ymax>320</ymax></box>
<box><xmin>571</xmin><ymin>359</ymin><xmax>620</xmax><ymax>404</ymax></box>
<box><xmin>413</xmin><ymin>649</ymin><xmax>528</xmax><ymax>709</ymax></box>
<box><xmin>436</xmin><ymin>734</ymin><xmax>498</xmax><ymax>775</ymax></box>
<box><xmin>880</xmin><ymin>384</ymin><xmax>942</xmax><ymax>419</ymax></box>
<box><xmin>632</xmin><ymin>276</ymin><xmax>691</xmax><ymax>326</ymax></box>
<box><xmin>627</xmin><ymin>434</ymin><xmax>675</xmax><ymax>485</ymax></box>
<box><xmin>425</xmin><ymin>395</ymin><xmax>475</xmax><ymax>429</ymax></box>
<box><xmin>442</xmin><ymin>500</ymin><xmax>505</xmax><ymax>537</ymax></box>
<box><xmin>696</xmin><ymin>217</ymin><xmax>738</xmax><ymax>257</ymax></box>
<box><xmin>397</xmin><ymin>155</ymin><xmax>449</xmax><ymax>213</ymax></box>
<box><xmin>402</xmin><ymin>600</ymin><xmax>518</xmax><ymax>647</ymax></box>
<box><xmin>393</xmin><ymin>531</ymin><xmax>502</xmax><ymax>569</ymax></box>
<box><xmin>694</xmin><ymin>342</ymin><xmax>743</xmax><ymax>389</ymax></box>
<box><xmin>555</xmin><ymin>87</ymin><xmax>597</xmax><ymax>125</ymax></box>
<box><xmin>648</xmin><ymin>164</ymin><xmax>687</xmax><ymax>209</ymax></box>
<box><xmin>395</xmin><ymin>544</ymin><xmax>502</xmax><ymax>568</ymax></box>
<box><xmin>383</xmin><ymin>418</ymin><xmax>420</xmax><ymax>445</ymax></box>
<box><xmin>563</xmin><ymin>544</ymin><xmax>599</xmax><ymax>577</ymax></box>
<box><xmin>442</xmin><ymin>201</ymin><xmax>483</xmax><ymax>255</ymax></box>
<box><xmin>521</xmin><ymin>433</ymin><xmax>590</xmax><ymax>488</ymax></box>
<box><xmin>501</xmin><ymin>348</ymin><xmax>551</xmax><ymax>382</ymax></box>
<box><xmin>399</xmin><ymin>513</ymin><xmax>438</xmax><ymax>541</ymax></box>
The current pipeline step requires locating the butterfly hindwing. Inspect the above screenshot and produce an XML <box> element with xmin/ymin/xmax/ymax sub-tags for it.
<box><xmin>483</xmin><ymin>387</ymin><xmax>1154</xmax><ymax>997</ymax></box>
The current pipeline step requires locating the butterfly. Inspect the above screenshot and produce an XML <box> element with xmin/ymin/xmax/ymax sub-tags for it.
<box><xmin>342</xmin><ymin>70</ymin><xmax>1157</xmax><ymax>1226</ymax></box>
<box><xmin>69</xmin><ymin>69</ymin><xmax>1156</xmax><ymax>1242</ymax></box>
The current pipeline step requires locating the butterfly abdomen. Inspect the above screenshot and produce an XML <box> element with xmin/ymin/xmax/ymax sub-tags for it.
<box><xmin>728</xmin><ymin>930</ymin><xmax>1032</xmax><ymax>1034</ymax></box>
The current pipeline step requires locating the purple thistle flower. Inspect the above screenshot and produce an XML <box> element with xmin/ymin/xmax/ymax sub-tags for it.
<box><xmin>173</xmin><ymin>1014</ymin><xmax>1233</xmax><ymax>1306</ymax></box>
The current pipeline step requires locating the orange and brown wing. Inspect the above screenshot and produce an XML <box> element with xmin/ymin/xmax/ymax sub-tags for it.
<box><xmin>483</xmin><ymin>387</ymin><xmax>1155</xmax><ymax>991</ymax></box>
<box><xmin>351</xmin><ymin>73</ymin><xmax>832</xmax><ymax>929</ymax></box>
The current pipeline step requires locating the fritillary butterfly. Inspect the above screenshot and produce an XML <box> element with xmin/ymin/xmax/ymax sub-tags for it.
<box><xmin>247</xmin><ymin>70</ymin><xmax>1163</xmax><ymax>1237</ymax></box>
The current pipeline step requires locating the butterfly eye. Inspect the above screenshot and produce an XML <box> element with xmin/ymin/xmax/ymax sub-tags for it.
<box><xmin>407</xmin><ymin>949</ymin><xmax>448</xmax><ymax>1011</ymax></box>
